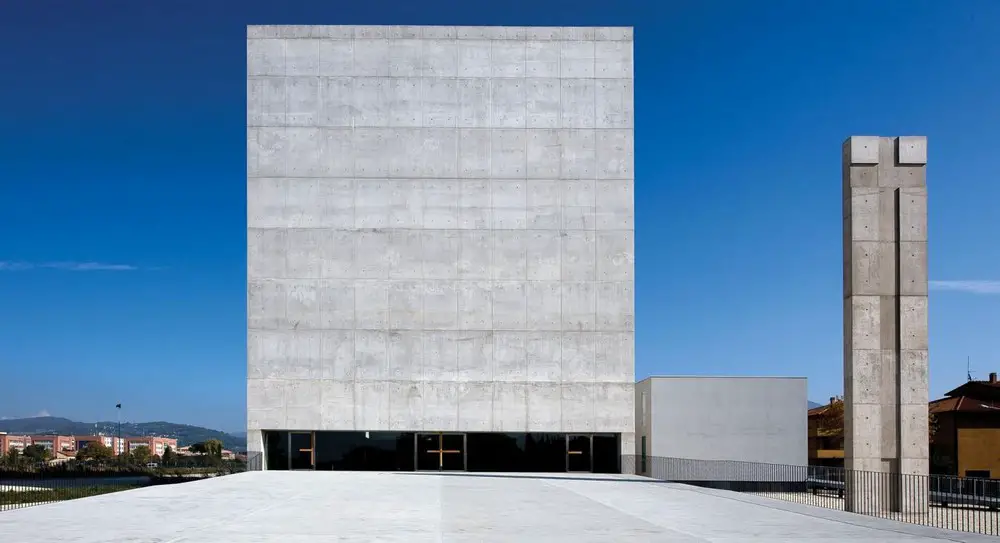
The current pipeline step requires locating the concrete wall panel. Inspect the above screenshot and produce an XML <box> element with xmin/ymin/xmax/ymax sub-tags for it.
<box><xmin>596</xmin><ymin>281</ymin><xmax>634</xmax><ymax>331</ymax></box>
<box><xmin>597</xmin><ymin>231</ymin><xmax>634</xmax><ymax>281</ymax></box>
<box><xmin>457</xmin><ymin>281</ymin><xmax>492</xmax><ymax>329</ymax></box>
<box><xmin>458</xmin><ymin>382</ymin><xmax>494</xmax><ymax>431</ymax></box>
<box><xmin>321</xmin><ymin>331</ymin><xmax>355</xmax><ymax>380</ymax></box>
<box><xmin>354</xmin><ymin>281</ymin><xmax>388</xmax><ymax>329</ymax></box>
<box><xmin>285</xmin><ymin>380</ymin><xmax>323</xmax><ymax>430</ymax></box>
<box><xmin>527</xmin><ymin>180</ymin><xmax>561</xmax><ymax>229</ymax></box>
<box><xmin>492</xmin><ymin>181</ymin><xmax>527</xmax><ymax>229</ymax></box>
<box><xmin>526</xmin><ymin>230</ymin><xmax>561</xmax><ymax>280</ymax></box>
<box><xmin>354</xmin><ymin>381</ymin><xmax>390</xmax><ymax>429</ymax></box>
<box><xmin>561</xmin><ymin>180</ymin><xmax>596</xmax><ymax>229</ymax></box>
<box><xmin>493</xmin><ymin>331</ymin><xmax>527</xmax><ymax>381</ymax></box>
<box><xmin>247</xmin><ymin>39</ymin><xmax>285</xmax><ymax>76</ymax></box>
<box><xmin>525</xmin><ymin>332</ymin><xmax>561</xmax><ymax>382</ymax></box>
<box><xmin>526</xmin><ymin>81</ymin><xmax>560</xmax><ymax>128</ymax></box>
<box><xmin>560</xmin><ymin>41</ymin><xmax>595</xmax><ymax>78</ymax></box>
<box><xmin>320</xmin><ymin>380</ymin><xmax>355</xmax><ymax>429</ymax></box>
<box><xmin>560</xmin><ymin>383</ymin><xmax>594</xmax><ymax>431</ymax></box>
<box><xmin>595</xmin><ymin>383</ymin><xmax>633</xmax><ymax>431</ymax></box>
<box><xmin>493</xmin><ymin>281</ymin><xmax>527</xmax><ymax>330</ymax></box>
<box><xmin>493</xmin><ymin>231</ymin><xmax>528</xmax><ymax>280</ymax></box>
<box><xmin>562</xmin><ymin>333</ymin><xmax>596</xmax><ymax>383</ymax></box>
<box><xmin>456</xmin><ymin>331</ymin><xmax>493</xmax><ymax>381</ymax></box>
<box><xmin>561</xmin><ymin>79</ymin><xmax>596</xmax><ymax>128</ymax></box>
<box><xmin>596</xmin><ymin>180</ymin><xmax>633</xmax><ymax>230</ymax></box>
<box><xmin>526</xmin><ymin>282</ymin><xmax>561</xmax><ymax>331</ymax></box>
<box><xmin>355</xmin><ymin>330</ymin><xmax>389</xmax><ymax>381</ymax></box>
<box><xmin>561</xmin><ymin>282</ymin><xmax>597</xmax><ymax>331</ymax></box>
<box><xmin>388</xmin><ymin>382</ymin><xmax>421</xmax><ymax>430</ymax></box>
<box><xmin>423</xmin><ymin>331</ymin><xmax>459</xmax><ymax>381</ymax></box>
<box><xmin>423</xmin><ymin>381</ymin><xmax>460</xmax><ymax>430</ymax></box>
<box><xmin>389</xmin><ymin>331</ymin><xmax>423</xmax><ymax>380</ymax></box>
<box><xmin>595</xmin><ymin>332</ymin><xmax>633</xmax><ymax>382</ymax></box>
<box><xmin>458</xmin><ymin>82</ymin><xmax>491</xmax><ymax>128</ymax></box>
<box><xmin>493</xmin><ymin>383</ymin><xmax>528</xmax><ymax>431</ymax></box>
<box><xmin>528</xmin><ymin>384</ymin><xmax>563</xmax><ymax>430</ymax></box>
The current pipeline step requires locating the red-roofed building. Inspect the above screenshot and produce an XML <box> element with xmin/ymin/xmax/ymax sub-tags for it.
<box><xmin>929</xmin><ymin>372</ymin><xmax>1000</xmax><ymax>478</ymax></box>
<box><xmin>807</xmin><ymin>397</ymin><xmax>845</xmax><ymax>467</ymax></box>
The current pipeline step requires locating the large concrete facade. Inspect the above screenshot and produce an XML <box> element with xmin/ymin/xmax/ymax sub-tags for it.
<box><xmin>842</xmin><ymin>136</ymin><xmax>929</xmax><ymax>512</ymax></box>
<box><xmin>246</xmin><ymin>26</ymin><xmax>635</xmax><ymax>460</ymax></box>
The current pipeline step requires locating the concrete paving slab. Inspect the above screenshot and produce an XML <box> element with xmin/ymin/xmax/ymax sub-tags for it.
<box><xmin>0</xmin><ymin>472</ymin><xmax>995</xmax><ymax>542</ymax></box>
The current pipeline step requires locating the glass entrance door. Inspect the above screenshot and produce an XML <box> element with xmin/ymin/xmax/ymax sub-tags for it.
<box><xmin>440</xmin><ymin>434</ymin><xmax>465</xmax><ymax>471</ymax></box>
<box><xmin>416</xmin><ymin>433</ymin><xmax>465</xmax><ymax>471</ymax></box>
<box><xmin>566</xmin><ymin>434</ymin><xmax>592</xmax><ymax>472</ymax></box>
<box><xmin>289</xmin><ymin>432</ymin><xmax>314</xmax><ymax>470</ymax></box>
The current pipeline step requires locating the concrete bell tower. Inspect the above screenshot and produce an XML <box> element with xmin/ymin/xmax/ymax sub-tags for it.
<box><xmin>842</xmin><ymin>136</ymin><xmax>929</xmax><ymax>513</ymax></box>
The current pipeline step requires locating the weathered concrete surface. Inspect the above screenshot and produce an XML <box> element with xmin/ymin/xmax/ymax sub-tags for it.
<box><xmin>842</xmin><ymin>136</ymin><xmax>929</xmax><ymax>513</ymax></box>
<box><xmin>2</xmin><ymin>472</ymin><xmax>994</xmax><ymax>542</ymax></box>
<box><xmin>246</xmin><ymin>25</ymin><xmax>635</xmax><ymax>460</ymax></box>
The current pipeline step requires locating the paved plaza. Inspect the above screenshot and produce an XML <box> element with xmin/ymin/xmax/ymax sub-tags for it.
<box><xmin>1</xmin><ymin>472</ymin><xmax>997</xmax><ymax>542</ymax></box>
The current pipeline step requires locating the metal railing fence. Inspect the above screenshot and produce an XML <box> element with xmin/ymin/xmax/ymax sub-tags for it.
<box><xmin>622</xmin><ymin>455</ymin><xmax>1000</xmax><ymax>536</ymax></box>
<box><xmin>0</xmin><ymin>455</ymin><xmax>253</xmax><ymax>512</ymax></box>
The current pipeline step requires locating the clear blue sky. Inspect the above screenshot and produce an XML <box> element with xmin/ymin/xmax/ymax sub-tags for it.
<box><xmin>1</xmin><ymin>1</ymin><xmax>998</xmax><ymax>432</ymax></box>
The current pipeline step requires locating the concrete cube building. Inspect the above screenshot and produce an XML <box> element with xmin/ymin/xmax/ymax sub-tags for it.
<box><xmin>246</xmin><ymin>25</ymin><xmax>635</xmax><ymax>472</ymax></box>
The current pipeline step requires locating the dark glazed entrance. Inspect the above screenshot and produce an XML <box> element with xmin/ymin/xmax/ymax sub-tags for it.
<box><xmin>262</xmin><ymin>431</ymin><xmax>620</xmax><ymax>473</ymax></box>
<box><xmin>289</xmin><ymin>431</ymin><xmax>314</xmax><ymax>470</ymax></box>
<box><xmin>416</xmin><ymin>432</ymin><xmax>466</xmax><ymax>471</ymax></box>
<box><xmin>566</xmin><ymin>434</ymin><xmax>593</xmax><ymax>472</ymax></box>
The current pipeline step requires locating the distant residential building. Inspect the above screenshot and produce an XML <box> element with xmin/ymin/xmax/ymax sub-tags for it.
<box><xmin>807</xmin><ymin>398</ymin><xmax>844</xmax><ymax>467</ymax></box>
<box><xmin>126</xmin><ymin>437</ymin><xmax>178</xmax><ymax>457</ymax></box>
<box><xmin>0</xmin><ymin>433</ymin><xmax>31</xmax><ymax>454</ymax></box>
<box><xmin>28</xmin><ymin>435</ymin><xmax>76</xmax><ymax>453</ymax></box>
<box><xmin>930</xmin><ymin>372</ymin><xmax>1000</xmax><ymax>478</ymax></box>
<box><xmin>805</xmin><ymin>375</ymin><xmax>1000</xmax><ymax>477</ymax></box>
<box><xmin>75</xmin><ymin>435</ymin><xmax>126</xmax><ymax>456</ymax></box>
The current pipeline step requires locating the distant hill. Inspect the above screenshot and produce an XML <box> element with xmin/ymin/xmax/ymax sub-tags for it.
<box><xmin>808</xmin><ymin>401</ymin><xmax>822</xmax><ymax>409</ymax></box>
<box><xmin>0</xmin><ymin>416</ymin><xmax>246</xmax><ymax>452</ymax></box>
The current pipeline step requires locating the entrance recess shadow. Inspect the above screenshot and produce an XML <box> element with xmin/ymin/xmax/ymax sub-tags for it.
<box><xmin>394</xmin><ymin>472</ymin><xmax>664</xmax><ymax>484</ymax></box>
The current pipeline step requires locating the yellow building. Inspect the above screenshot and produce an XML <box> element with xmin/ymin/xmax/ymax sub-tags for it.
<box><xmin>929</xmin><ymin>372</ymin><xmax>1000</xmax><ymax>478</ymax></box>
